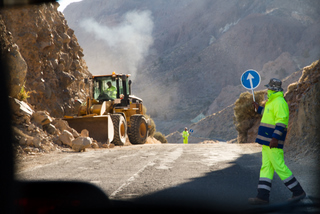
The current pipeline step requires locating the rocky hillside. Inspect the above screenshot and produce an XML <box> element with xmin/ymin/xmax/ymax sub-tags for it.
<box><xmin>1</xmin><ymin>3</ymin><xmax>91</xmax><ymax>118</ymax></box>
<box><xmin>63</xmin><ymin>0</ymin><xmax>320</xmax><ymax>135</ymax></box>
<box><xmin>1</xmin><ymin>2</ymin><xmax>97</xmax><ymax>155</ymax></box>
<box><xmin>1</xmin><ymin>3</ymin><xmax>160</xmax><ymax>156</ymax></box>
<box><xmin>283</xmin><ymin>60</ymin><xmax>320</xmax><ymax>160</ymax></box>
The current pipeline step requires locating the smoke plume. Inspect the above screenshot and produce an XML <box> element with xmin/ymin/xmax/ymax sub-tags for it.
<box><xmin>80</xmin><ymin>10</ymin><xmax>154</xmax><ymax>79</ymax></box>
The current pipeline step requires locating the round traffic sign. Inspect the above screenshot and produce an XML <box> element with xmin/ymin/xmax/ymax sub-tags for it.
<box><xmin>241</xmin><ymin>69</ymin><xmax>261</xmax><ymax>90</ymax></box>
<box><xmin>189</xmin><ymin>129</ymin><xmax>194</xmax><ymax>133</ymax></box>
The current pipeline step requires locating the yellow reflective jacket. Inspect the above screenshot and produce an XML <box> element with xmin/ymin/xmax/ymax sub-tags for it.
<box><xmin>106</xmin><ymin>86</ymin><xmax>117</xmax><ymax>99</ymax></box>
<box><xmin>182</xmin><ymin>131</ymin><xmax>189</xmax><ymax>138</ymax></box>
<box><xmin>182</xmin><ymin>130</ymin><xmax>189</xmax><ymax>144</ymax></box>
<box><xmin>255</xmin><ymin>91</ymin><xmax>289</xmax><ymax>149</ymax></box>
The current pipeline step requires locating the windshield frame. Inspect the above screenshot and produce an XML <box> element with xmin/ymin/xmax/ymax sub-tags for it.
<box><xmin>92</xmin><ymin>76</ymin><xmax>129</xmax><ymax>101</ymax></box>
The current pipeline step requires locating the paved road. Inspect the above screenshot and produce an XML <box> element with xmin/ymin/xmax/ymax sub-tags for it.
<box><xmin>16</xmin><ymin>143</ymin><xmax>318</xmax><ymax>212</ymax></box>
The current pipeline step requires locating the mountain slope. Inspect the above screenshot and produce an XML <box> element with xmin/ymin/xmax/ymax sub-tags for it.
<box><xmin>64</xmin><ymin>0</ymin><xmax>320</xmax><ymax>135</ymax></box>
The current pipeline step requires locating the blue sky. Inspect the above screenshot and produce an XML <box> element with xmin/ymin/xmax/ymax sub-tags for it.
<box><xmin>57</xmin><ymin>0</ymin><xmax>82</xmax><ymax>12</ymax></box>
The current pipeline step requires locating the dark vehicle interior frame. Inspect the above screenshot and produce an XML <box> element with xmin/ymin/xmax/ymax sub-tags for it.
<box><xmin>1</xmin><ymin>1</ymin><xmax>319</xmax><ymax>214</ymax></box>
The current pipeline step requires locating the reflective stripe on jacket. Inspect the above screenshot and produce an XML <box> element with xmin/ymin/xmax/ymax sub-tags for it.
<box><xmin>256</xmin><ymin>91</ymin><xmax>289</xmax><ymax>149</ymax></box>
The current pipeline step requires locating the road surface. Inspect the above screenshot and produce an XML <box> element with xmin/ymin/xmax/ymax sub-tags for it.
<box><xmin>15</xmin><ymin>143</ymin><xmax>318</xmax><ymax>212</ymax></box>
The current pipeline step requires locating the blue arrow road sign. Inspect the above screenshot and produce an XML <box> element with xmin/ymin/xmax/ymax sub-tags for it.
<box><xmin>241</xmin><ymin>69</ymin><xmax>261</xmax><ymax>90</ymax></box>
<box><xmin>189</xmin><ymin>129</ymin><xmax>194</xmax><ymax>133</ymax></box>
<box><xmin>241</xmin><ymin>69</ymin><xmax>261</xmax><ymax>102</ymax></box>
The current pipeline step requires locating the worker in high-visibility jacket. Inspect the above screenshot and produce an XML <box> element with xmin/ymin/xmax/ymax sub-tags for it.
<box><xmin>248</xmin><ymin>78</ymin><xmax>306</xmax><ymax>205</ymax></box>
<box><xmin>106</xmin><ymin>81</ymin><xmax>117</xmax><ymax>99</ymax></box>
<box><xmin>182</xmin><ymin>127</ymin><xmax>189</xmax><ymax>144</ymax></box>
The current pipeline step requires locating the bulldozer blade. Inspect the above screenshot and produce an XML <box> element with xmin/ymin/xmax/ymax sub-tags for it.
<box><xmin>63</xmin><ymin>115</ymin><xmax>114</xmax><ymax>144</ymax></box>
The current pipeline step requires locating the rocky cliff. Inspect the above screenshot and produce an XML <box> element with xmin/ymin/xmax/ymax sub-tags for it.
<box><xmin>1</xmin><ymin>3</ymin><xmax>104</xmax><ymax>155</ymax></box>
<box><xmin>1</xmin><ymin>2</ymin><xmax>91</xmax><ymax>118</ymax></box>
<box><xmin>284</xmin><ymin>60</ymin><xmax>320</xmax><ymax>160</ymax></box>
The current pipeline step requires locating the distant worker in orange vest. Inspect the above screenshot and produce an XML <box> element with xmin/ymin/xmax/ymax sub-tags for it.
<box><xmin>182</xmin><ymin>127</ymin><xmax>190</xmax><ymax>144</ymax></box>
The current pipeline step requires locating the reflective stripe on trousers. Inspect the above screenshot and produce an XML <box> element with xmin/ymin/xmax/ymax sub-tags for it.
<box><xmin>257</xmin><ymin>145</ymin><xmax>304</xmax><ymax>200</ymax></box>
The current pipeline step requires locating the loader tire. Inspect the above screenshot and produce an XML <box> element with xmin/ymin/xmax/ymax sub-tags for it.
<box><xmin>111</xmin><ymin>114</ymin><xmax>127</xmax><ymax>146</ymax></box>
<box><xmin>128</xmin><ymin>115</ymin><xmax>148</xmax><ymax>145</ymax></box>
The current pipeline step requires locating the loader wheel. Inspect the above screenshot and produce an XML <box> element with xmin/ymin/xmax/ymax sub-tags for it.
<box><xmin>111</xmin><ymin>114</ymin><xmax>127</xmax><ymax>146</ymax></box>
<box><xmin>128</xmin><ymin>115</ymin><xmax>148</xmax><ymax>145</ymax></box>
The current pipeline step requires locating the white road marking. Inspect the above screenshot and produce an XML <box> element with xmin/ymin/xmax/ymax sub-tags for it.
<box><xmin>155</xmin><ymin>147</ymin><xmax>183</xmax><ymax>170</ymax></box>
<box><xmin>109</xmin><ymin>161</ymin><xmax>155</xmax><ymax>198</ymax></box>
<box><xmin>110</xmin><ymin>146</ymin><xmax>183</xmax><ymax>198</ymax></box>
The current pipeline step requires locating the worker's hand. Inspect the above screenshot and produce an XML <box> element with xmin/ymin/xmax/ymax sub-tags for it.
<box><xmin>269</xmin><ymin>138</ymin><xmax>278</xmax><ymax>149</ymax></box>
<box><xmin>252</xmin><ymin>102</ymin><xmax>259</xmax><ymax>111</ymax></box>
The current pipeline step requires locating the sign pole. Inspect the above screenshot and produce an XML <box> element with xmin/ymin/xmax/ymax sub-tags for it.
<box><xmin>247</xmin><ymin>73</ymin><xmax>256</xmax><ymax>102</ymax></box>
<box><xmin>251</xmin><ymin>89</ymin><xmax>255</xmax><ymax>102</ymax></box>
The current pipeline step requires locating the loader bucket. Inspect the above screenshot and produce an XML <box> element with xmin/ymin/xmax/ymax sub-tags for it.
<box><xmin>63</xmin><ymin>115</ymin><xmax>114</xmax><ymax>144</ymax></box>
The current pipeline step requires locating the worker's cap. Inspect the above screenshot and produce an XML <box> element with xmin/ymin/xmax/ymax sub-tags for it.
<box><xmin>185</xmin><ymin>127</ymin><xmax>188</xmax><ymax>130</ymax></box>
<box><xmin>264</xmin><ymin>78</ymin><xmax>283</xmax><ymax>91</ymax></box>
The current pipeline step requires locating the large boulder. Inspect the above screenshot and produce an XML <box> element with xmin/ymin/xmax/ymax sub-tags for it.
<box><xmin>80</xmin><ymin>129</ymin><xmax>89</xmax><ymax>137</ymax></box>
<box><xmin>59</xmin><ymin>130</ymin><xmax>74</xmax><ymax>147</ymax></box>
<box><xmin>32</xmin><ymin>111</ymin><xmax>53</xmax><ymax>126</ymax></box>
<box><xmin>43</xmin><ymin>123</ymin><xmax>59</xmax><ymax>135</ymax></box>
<box><xmin>32</xmin><ymin>137</ymin><xmax>42</xmax><ymax>148</ymax></box>
<box><xmin>9</xmin><ymin>97</ymin><xmax>34</xmax><ymax>116</ymax></box>
<box><xmin>52</xmin><ymin>119</ymin><xmax>79</xmax><ymax>138</ymax></box>
<box><xmin>6</xmin><ymin>44</ymin><xmax>27</xmax><ymax>98</ymax></box>
<box><xmin>72</xmin><ymin>137</ymin><xmax>92</xmax><ymax>152</ymax></box>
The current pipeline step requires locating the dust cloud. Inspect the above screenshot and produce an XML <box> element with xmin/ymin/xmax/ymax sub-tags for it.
<box><xmin>79</xmin><ymin>10</ymin><xmax>154</xmax><ymax>79</ymax></box>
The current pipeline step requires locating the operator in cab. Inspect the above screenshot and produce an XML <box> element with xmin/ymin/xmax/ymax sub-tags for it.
<box><xmin>106</xmin><ymin>81</ymin><xmax>117</xmax><ymax>100</ymax></box>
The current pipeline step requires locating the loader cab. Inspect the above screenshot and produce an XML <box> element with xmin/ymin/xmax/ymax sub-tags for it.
<box><xmin>92</xmin><ymin>73</ymin><xmax>130</xmax><ymax>103</ymax></box>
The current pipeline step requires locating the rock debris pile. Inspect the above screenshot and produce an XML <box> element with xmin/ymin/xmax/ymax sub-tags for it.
<box><xmin>10</xmin><ymin>96</ymin><xmax>115</xmax><ymax>155</ymax></box>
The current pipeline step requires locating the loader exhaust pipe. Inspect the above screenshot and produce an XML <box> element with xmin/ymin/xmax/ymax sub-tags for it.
<box><xmin>129</xmin><ymin>80</ymin><xmax>132</xmax><ymax>95</ymax></box>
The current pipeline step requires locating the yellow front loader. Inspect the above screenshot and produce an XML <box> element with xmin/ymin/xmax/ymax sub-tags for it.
<box><xmin>63</xmin><ymin>72</ymin><xmax>150</xmax><ymax>146</ymax></box>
